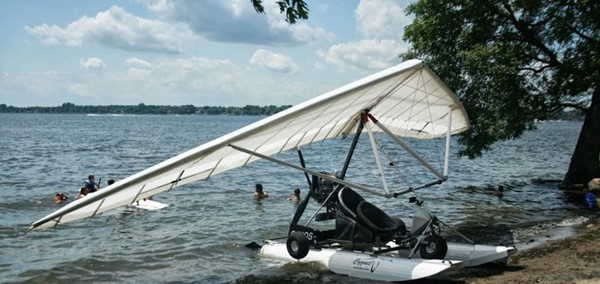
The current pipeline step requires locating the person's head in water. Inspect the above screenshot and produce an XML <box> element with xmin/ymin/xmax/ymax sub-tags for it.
<box><xmin>254</xmin><ymin>183</ymin><xmax>268</xmax><ymax>199</ymax></box>
<box><xmin>288</xmin><ymin>188</ymin><xmax>301</xmax><ymax>202</ymax></box>
<box><xmin>107</xmin><ymin>179</ymin><xmax>115</xmax><ymax>186</ymax></box>
<box><xmin>54</xmin><ymin>192</ymin><xmax>68</xmax><ymax>203</ymax></box>
<box><xmin>77</xmin><ymin>187</ymin><xmax>89</xmax><ymax>199</ymax></box>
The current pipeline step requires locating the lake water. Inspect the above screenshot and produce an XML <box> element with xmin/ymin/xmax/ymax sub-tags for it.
<box><xmin>0</xmin><ymin>113</ymin><xmax>595</xmax><ymax>283</ymax></box>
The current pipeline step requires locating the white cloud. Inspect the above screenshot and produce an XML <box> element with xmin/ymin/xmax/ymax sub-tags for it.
<box><xmin>24</xmin><ymin>6</ymin><xmax>189</xmax><ymax>54</ymax></box>
<box><xmin>145</xmin><ymin>0</ymin><xmax>332</xmax><ymax>45</ymax></box>
<box><xmin>23</xmin><ymin>24</ymin><xmax>65</xmax><ymax>45</ymax></box>
<box><xmin>80</xmin><ymin>57</ymin><xmax>106</xmax><ymax>70</ymax></box>
<box><xmin>116</xmin><ymin>55</ymin><xmax>311</xmax><ymax>105</ymax></box>
<box><xmin>314</xmin><ymin>0</ymin><xmax>413</xmax><ymax>71</ymax></box>
<box><xmin>125</xmin><ymin>57</ymin><xmax>152</xmax><ymax>80</ymax></box>
<box><xmin>0</xmin><ymin>71</ymin><xmax>101</xmax><ymax>106</ymax></box>
<box><xmin>66</xmin><ymin>83</ymin><xmax>94</xmax><ymax>98</ymax></box>
<box><xmin>249</xmin><ymin>49</ymin><xmax>298</xmax><ymax>73</ymax></box>
<box><xmin>316</xmin><ymin>39</ymin><xmax>406</xmax><ymax>71</ymax></box>
<box><xmin>355</xmin><ymin>0</ymin><xmax>411</xmax><ymax>39</ymax></box>
<box><xmin>125</xmin><ymin>57</ymin><xmax>152</xmax><ymax>69</ymax></box>
<box><xmin>3</xmin><ymin>0</ymin><xmax>420</xmax><ymax>108</ymax></box>
<box><xmin>149</xmin><ymin>57</ymin><xmax>245</xmax><ymax>97</ymax></box>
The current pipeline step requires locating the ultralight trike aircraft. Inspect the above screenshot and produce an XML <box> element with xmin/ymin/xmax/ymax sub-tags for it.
<box><xmin>30</xmin><ymin>59</ymin><xmax>515</xmax><ymax>282</ymax></box>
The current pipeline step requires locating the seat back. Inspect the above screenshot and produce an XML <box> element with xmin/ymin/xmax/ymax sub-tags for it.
<box><xmin>357</xmin><ymin>201</ymin><xmax>388</xmax><ymax>230</ymax></box>
<box><xmin>337</xmin><ymin>187</ymin><xmax>364</xmax><ymax>219</ymax></box>
<box><xmin>359</xmin><ymin>201</ymin><xmax>407</xmax><ymax>236</ymax></box>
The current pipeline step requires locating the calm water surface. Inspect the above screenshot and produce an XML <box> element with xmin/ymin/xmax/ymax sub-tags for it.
<box><xmin>0</xmin><ymin>113</ymin><xmax>595</xmax><ymax>283</ymax></box>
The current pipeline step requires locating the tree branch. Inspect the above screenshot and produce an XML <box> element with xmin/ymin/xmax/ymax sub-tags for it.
<box><xmin>520</xmin><ymin>65</ymin><xmax>552</xmax><ymax>75</ymax></box>
<box><xmin>497</xmin><ymin>1</ymin><xmax>561</xmax><ymax>67</ymax></box>
<box><xmin>549</xmin><ymin>103</ymin><xmax>588</xmax><ymax>113</ymax></box>
<box><xmin>572</xmin><ymin>28</ymin><xmax>598</xmax><ymax>45</ymax></box>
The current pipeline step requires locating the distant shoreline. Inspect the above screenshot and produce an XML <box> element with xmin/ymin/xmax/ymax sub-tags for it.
<box><xmin>0</xmin><ymin>102</ymin><xmax>582</xmax><ymax>120</ymax></box>
<box><xmin>0</xmin><ymin>103</ymin><xmax>292</xmax><ymax>116</ymax></box>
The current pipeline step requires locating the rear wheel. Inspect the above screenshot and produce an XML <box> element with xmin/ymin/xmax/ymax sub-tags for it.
<box><xmin>286</xmin><ymin>232</ymin><xmax>310</xmax><ymax>259</ymax></box>
<box><xmin>419</xmin><ymin>234</ymin><xmax>447</xmax><ymax>259</ymax></box>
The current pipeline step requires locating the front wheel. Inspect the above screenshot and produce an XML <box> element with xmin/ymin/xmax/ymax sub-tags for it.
<box><xmin>419</xmin><ymin>234</ymin><xmax>447</xmax><ymax>259</ymax></box>
<box><xmin>286</xmin><ymin>232</ymin><xmax>310</xmax><ymax>259</ymax></box>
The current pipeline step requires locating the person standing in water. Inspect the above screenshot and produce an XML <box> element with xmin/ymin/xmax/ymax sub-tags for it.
<box><xmin>254</xmin><ymin>183</ymin><xmax>269</xmax><ymax>200</ymax></box>
<box><xmin>84</xmin><ymin>175</ymin><xmax>99</xmax><ymax>193</ymax></box>
<box><xmin>288</xmin><ymin>188</ymin><xmax>301</xmax><ymax>202</ymax></box>
<box><xmin>76</xmin><ymin>187</ymin><xmax>89</xmax><ymax>199</ymax></box>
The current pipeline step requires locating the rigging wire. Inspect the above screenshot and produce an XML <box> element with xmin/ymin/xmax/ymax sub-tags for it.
<box><xmin>420</xmin><ymin>69</ymin><xmax>444</xmax><ymax>174</ymax></box>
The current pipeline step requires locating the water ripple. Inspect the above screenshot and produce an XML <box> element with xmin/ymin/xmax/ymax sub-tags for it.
<box><xmin>0</xmin><ymin>114</ymin><xmax>592</xmax><ymax>283</ymax></box>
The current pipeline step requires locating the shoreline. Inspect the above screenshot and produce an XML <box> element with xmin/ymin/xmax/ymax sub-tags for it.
<box><xmin>431</xmin><ymin>217</ymin><xmax>600</xmax><ymax>283</ymax></box>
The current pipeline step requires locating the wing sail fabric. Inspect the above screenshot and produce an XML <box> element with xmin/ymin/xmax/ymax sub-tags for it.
<box><xmin>29</xmin><ymin>59</ymin><xmax>469</xmax><ymax>230</ymax></box>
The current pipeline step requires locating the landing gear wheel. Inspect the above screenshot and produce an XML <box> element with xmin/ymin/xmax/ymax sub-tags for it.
<box><xmin>419</xmin><ymin>234</ymin><xmax>448</xmax><ymax>259</ymax></box>
<box><xmin>286</xmin><ymin>232</ymin><xmax>310</xmax><ymax>259</ymax></box>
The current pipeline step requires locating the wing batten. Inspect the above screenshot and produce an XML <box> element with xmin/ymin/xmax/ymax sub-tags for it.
<box><xmin>52</xmin><ymin>217</ymin><xmax>62</xmax><ymax>228</ymax></box>
<box><xmin>91</xmin><ymin>198</ymin><xmax>106</xmax><ymax>218</ymax></box>
<box><xmin>205</xmin><ymin>157</ymin><xmax>223</xmax><ymax>180</ymax></box>
<box><xmin>169</xmin><ymin>171</ymin><xmax>185</xmax><ymax>191</ymax></box>
<box><xmin>131</xmin><ymin>185</ymin><xmax>145</xmax><ymax>205</ymax></box>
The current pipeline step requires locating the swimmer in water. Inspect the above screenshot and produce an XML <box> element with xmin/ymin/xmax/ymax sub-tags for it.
<box><xmin>54</xmin><ymin>192</ymin><xmax>69</xmax><ymax>203</ymax></box>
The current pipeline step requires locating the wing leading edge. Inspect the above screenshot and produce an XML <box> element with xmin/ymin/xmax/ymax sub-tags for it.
<box><xmin>29</xmin><ymin>59</ymin><xmax>469</xmax><ymax>231</ymax></box>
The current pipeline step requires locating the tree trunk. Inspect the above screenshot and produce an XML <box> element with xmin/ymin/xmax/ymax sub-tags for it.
<box><xmin>562</xmin><ymin>88</ymin><xmax>600</xmax><ymax>188</ymax></box>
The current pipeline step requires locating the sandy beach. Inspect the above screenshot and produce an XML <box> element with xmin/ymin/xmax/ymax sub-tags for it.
<box><xmin>431</xmin><ymin>217</ymin><xmax>600</xmax><ymax>284</ymax></box>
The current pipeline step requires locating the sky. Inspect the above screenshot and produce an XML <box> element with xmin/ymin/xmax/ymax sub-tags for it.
<box><xmin>0</xmin><ymin>0</ymin><xmax>415</xmax><ymax>107</ymax></box>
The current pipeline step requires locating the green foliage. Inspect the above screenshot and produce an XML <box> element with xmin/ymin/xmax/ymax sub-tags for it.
<box><xmin>276</xmin><ymin>0</ymin><xmax>309</xmax><ymax>24</ymax></box>
<box><xmin>0</xmin><ymin>103</ymin><xmax>293</xmax><ymax>116</ymax></box>
<box><xmin>403</xmin><ymin>0</ymin><xmax>598</xmax><ymax>158</ymax></box>
<box><xmin>251</xmin><ymin>0</ymin><xmax>309</xmax><ymax>24</ymax></box>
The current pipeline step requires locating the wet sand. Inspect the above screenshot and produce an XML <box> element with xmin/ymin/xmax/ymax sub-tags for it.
<box><xmin>431</xmin><ymin>218</ymin><xmax>600</xmax><ymax>284</ymax></box>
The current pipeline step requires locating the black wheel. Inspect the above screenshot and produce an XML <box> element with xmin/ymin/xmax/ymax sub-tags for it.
<box><xmin>419</xmin><ymin>234</ymin><xmax>448</xmax><ymax>259</ymax></box>
<box><xmin>286</xmin><ymin>231</ymin><xmax>310</xmax><ymax>259</ymax></box>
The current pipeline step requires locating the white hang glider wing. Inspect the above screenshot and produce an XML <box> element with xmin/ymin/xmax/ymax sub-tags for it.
<box><xmin>29</xmin><ymin>59</ymin><xmax>469</xmax><ymax>231</ymax></box>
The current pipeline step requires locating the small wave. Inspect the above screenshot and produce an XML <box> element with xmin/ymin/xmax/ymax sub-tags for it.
<box><xmin>509</xmin><ymin>215</ymin><xmax>594</xmax><ymax>251</ymax></box>
<box><xmin>557</xmin><ymin>215</ymin><xmax>590</xmax><ymax>227</ymax></box>
<box><xmin>86</xmin><ymin>113</ymin><xmax>133</xmax><ymax>117</ymax></box>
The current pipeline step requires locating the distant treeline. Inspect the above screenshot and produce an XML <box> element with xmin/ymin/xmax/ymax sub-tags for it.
<box><xmin>0</xmin><ymin>102</ymin><xmax>584</xmax><ymax>120</ymax></box>
<box><xmin>0</xmin><ymin>103</ymin><xmax>293</xmax><ymax>116</ymax></box>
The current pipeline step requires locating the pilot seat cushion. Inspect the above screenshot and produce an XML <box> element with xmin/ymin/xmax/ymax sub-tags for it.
<box><xmin>357</xmin><ymin>201</ymin><xmax>406</xmax><ymax>235</ymax></box>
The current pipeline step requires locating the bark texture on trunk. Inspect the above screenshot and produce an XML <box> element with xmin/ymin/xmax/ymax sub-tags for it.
<box><xmin>562</xmin><ymin>88</ymin><xmax>600</xmax><ymax>188</ymax></box>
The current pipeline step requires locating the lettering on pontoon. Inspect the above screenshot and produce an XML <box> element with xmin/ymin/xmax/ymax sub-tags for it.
<box><xmin>352</xmin><ymin>258</ymin><xmax>381</xmax><ymax>273</ymax></box>
<box><xmin>290</xmin><ymin>230</ymin><xmax>314</xmax><ymax>241</ymax></box>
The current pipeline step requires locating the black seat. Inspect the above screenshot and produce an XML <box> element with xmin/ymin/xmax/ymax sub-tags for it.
<box><xmin>337</xmin><ymin>186</ymin><xmax>365</xmax><ymax>219</ymax></box>
<box><xmin>357</xmin><ymin>201</ymin><xmax>406</xmax><ymax>235</ymax></box>
<box><xmin>335</xmin><ymin>187</ymin><xmax>405</xmax><ymax>243</ymax></box>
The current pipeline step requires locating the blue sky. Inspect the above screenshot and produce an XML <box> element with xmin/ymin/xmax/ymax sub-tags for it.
<box><xmin>0</xmin><ymin>0</ymin><xmax>414</xmax><ymax>107</ymax></box>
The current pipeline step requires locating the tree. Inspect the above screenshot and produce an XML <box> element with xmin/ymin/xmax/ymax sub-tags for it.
<box><xmin>251</xmin><ymin>0</ymin><xmax>309</xmax><ymax>24</ymax></box>
<box><xmin>402</xmin><ymin>0</ymin><xmax>599</xmax><ymax>188</ymax></box>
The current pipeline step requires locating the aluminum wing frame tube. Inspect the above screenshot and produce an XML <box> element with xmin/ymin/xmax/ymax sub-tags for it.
<box><xmin>364</xmin><ymin>120</ymin><xmax>391</xmax><ymax>195</ymax></box>
<box><xmin>443</xmin><ymin>106</ymin><xmax>453</xmax><ymax>179</ymax></box>
<box><xmin>229</xmin><ymin>144</ymin><xmax>388</xmax><ymax>197</ymax></box>
<box><xmin>366</xmin><ymin>113</ymin><xmax>446</xmax><ymax>181</ymax></box>
<box><xmin>339</xmin><ymin>118</ymin><xmax>364</xmax><ymax>180</ymax></box>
